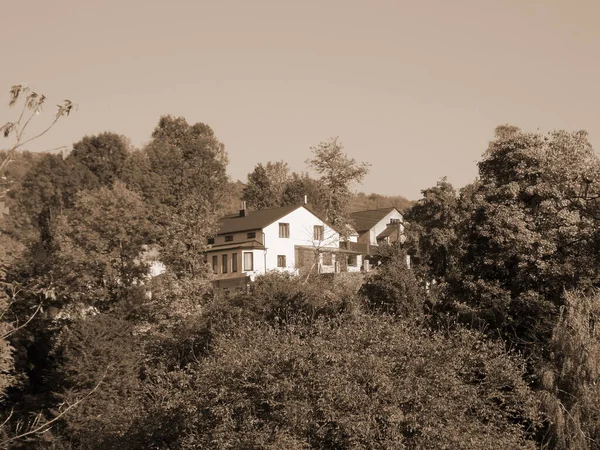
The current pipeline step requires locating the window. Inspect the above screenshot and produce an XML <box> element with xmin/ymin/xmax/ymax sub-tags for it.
<box><xmin>247</xmin><ymin>231</ymin><xmax>256</xmax><ymax>239</ymax></box>
<box><xmin>322</xmin><ymin>252</ymin><xmax>333</xmax><ymax>265</ymax></box>
<box><xmin>225</xmin><ymin>235</ymin><xmax>233</xmax><ymax>242</ymax></box>
<box><xmin>232</xmin><ymin>253</ymin><xmax>238</xmax><ymax>272</ymax></box>
<box><xmin>389</xmin><ymin>218</ymin><xmax>401</xmax><ymax>224</ymax></box>
<box><xmin>314</xmin><ymin>225</ymin><xmax>324</xmax><ymax>241</ymax></box>
<box><xmin>243</xmin><ymin>252</ymin><xmax>254</xmax><ymax>271</ymax></box>
<box><xmin>207</xmin><ymin>238</ymin><xmax>214</xmax><ymax>245</ymax></box>
<box><xmin>212</xmin><ymin>255</ymin><xmax>218</xmax><ymax>273</ymax></box>
<box><xmin>279</xmin><ymin>223</ymin><xmax>290</xmax><ymax>238</ymax></box>
<box><xmin>347</xmin><ymin>254</ymin><xmax>357</xmax><ymax>266</ymax></box>
<box><xmin>277</xmin><ymin>255</ymin><xmax>286</xmax><ymax>268</ymax></box>
<box><xmin>222</xmin><ymin>254</ymin><xmax>228</xmax><ymax>274</ymax></box>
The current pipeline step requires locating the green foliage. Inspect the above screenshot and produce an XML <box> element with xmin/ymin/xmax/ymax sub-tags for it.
<box><xmin>69</xmin><ymin>132</ymin><xmax>131</xmax><ymax>186</ymax></box>
<box><xmin>134</xmin><ymin>115</ymin><xmax>230</xmax><ymax>278</ymax></box>
<box><xmin>160</xmin><ymin>196</ymin><xmax>217</xmax><ymax>278</ymax></box>
<box><xmin>0</xmin><ymin>233</ymin><xmax>26</xmax><ymax>400</ymax></box>
<box><xmin>140</xmin><ymin>115</ymin><xmax>229</xmax><ymax>209</ymax></box>
<box><xmin>244</xmin><ymin>272</ymin><xmax>355</xmax><ymax>326</ymax></box>
<box><xmin>51</xmin><ymin>182</ymin><xmax>154</xmax><ymax>307</ymax></box>
<box><xmin>52</xmin><ymin>314</ymin><xmax>144</xmax><ymax>449</ymax></box>
<box><xmin>405</xmin><ymin>177</ymin><xmax>460</xmax><ymax>281</ymax></box>
<box><xmin>350</xmin><ymin>192</ymin><xmax>413</xmax><ymax>214</ymax></box>
<box><xmin>538</xmin><ymin>290</ymin><xmax>600</xmax><ymax>449</ymax></box>
<box><xmin>306</xmin><ymin>138</ymin><xmax>370</xmax><ymax>230</ymax></box>
<box><xmin>243</xmin><ymin>161</ymin><xmax>290</xmax><ymax>210</ymax></box>
<box><xmin>417</xmin><ymin>126</ymin><xmax>600</xmax><ymax>355</ymax></box>
<box><xmin>171</xmin><ymin>314</ymin><xmax>539</xmax><ymax>449</ymax></box>
<box><xmin>16</xmin><ymin>154</ymin><xmax>99</xmax><ymax>245</ymax></box>
<box><xmin>360</xmin><ymin>245</ymin><xmax>424</xmax><ymax>318</ymax></box>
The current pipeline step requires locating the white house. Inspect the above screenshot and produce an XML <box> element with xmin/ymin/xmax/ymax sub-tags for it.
<box><xmin>206</xmin><ymin>203</ymin><xmax>364</xmax><ymax>289</ymax></box>
<box><xmin>349</xmin><ymin>207</ymin><xmax>405</xmax><ymax>246</ymax></box>
<box><xmin>348</xmin><ymin>207</ymin><xmax>409</xmax><ymax>267</ymax></box>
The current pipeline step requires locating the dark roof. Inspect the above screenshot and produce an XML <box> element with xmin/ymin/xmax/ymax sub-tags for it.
<box><xmin>349</xmin><ymin>208</ymin><xmax>401</xmax><ymax>233</ymax></box>
<box><xmin>216</xmin><ymin>205</ymin><xmax>302</xmax><ymax>235</ymax></box>
<box><xmin>206</xmin><ymin>239</ymin><xmax>266</xmax><ymax>252</ymax></box>
<box><xmin>377</xmin><ymin>226</ymin><xmax>400</xmax><ymax>239</ymax></box>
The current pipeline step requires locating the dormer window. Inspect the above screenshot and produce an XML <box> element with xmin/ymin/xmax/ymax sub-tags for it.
<box><xmin>225</xmin><ymin>235</ymin><xmax>233</xmax><ymax>242</ymax></box>
<box><xmin>247</xmin><ymin>231</ymin><xmax>256</xmax><ymax>239</ymax></box>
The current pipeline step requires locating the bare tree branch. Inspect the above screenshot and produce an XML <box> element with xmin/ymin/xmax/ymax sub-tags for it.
<box><xmin>0</xmin><ymin>302</ymin><xmax>42</xmax><ymax>340</ymax></box>
<box><xmin>0</xmin><ymin>369</ymin><xmax>107</xmax><ymax>446</ymax></box>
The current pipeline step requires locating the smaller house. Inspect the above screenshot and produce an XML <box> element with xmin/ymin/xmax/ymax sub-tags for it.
<box><xmin>349</xmin><ymin>207</ymin><xmax>405</xmax><ymax>246</ymax></box>
<box><xmin>348</xmin><ymin>207</ymin><xmax>409</xmax><ymax>267</ymax></box>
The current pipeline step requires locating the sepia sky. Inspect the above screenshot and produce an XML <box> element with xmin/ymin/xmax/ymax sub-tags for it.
<box><xmin>1</xmin><ymin>0</ymin><xmax>599</xmax><ymax>199</ymax></box>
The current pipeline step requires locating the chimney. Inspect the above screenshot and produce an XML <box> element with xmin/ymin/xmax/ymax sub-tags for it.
<box><xmin>239</xmin><ymin>200</ymin><xmax>247</xmax><ymax>217</ymax></box>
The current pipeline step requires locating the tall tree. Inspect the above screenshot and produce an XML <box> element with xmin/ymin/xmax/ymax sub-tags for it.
<box><xmin>242</xmin><ymin>161</ymin><xmax>290</xmax><ymax>210</ymax></box>
<box><xmin>16</xmin><ymin>154</ymin><xmax>98</xmax><ymax>246</ymax></box>
<box><xmin>69</xmin><ymin>132</ymin><xmax>131</xmax><ymax>186</ymax></box>
<box><xmin>538</xmin><ymin>290</ymin><xmax>600</xmax><ymax>449</ymax></box>
<box><xmin>449</xmin><ymin>126</ymin><xmax>600</xmax><ymax>354</ymax></box>
<box><xmin>140</xmin><ymin>116</ymin><xmax>229</xmax><ymax>277</ymax></box>
<box><xmin>281</xmin><ymin>171</ymin><xmax>326</xmax><ymax>212</ymax></box>
<box><xmin>141</xmin><ymin>116</ymin><xmax>228</xmax><ymax>209</ymax></box>
<box><xmin>306</xmin><ymin>138</ymin><xmax>370</xmax><ymax>231</ymax></box>
<box><xmin>50</xmin><ymin>182</ymin><xmax>154</xmax><ymax>307</ymax></box>
<box><xmin>405</xmin><ymin>178</ymin><xmax>461</xmax><ymax>282</ymax></box>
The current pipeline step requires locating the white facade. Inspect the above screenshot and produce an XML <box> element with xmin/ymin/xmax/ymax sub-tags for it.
<box><xmin>262</xmin><ymin>206</ymin><xmax>340</xmax><ymax>275</ymax></box>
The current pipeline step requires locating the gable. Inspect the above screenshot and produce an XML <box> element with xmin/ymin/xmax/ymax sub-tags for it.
<box><xmin>350</xmin><ymin>207</ymin><xmax>402</xmax><ymax>232</ymax></box>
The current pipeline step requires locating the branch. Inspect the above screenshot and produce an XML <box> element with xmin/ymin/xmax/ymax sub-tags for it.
<box><xmin>15</xmin><ymin>115</ymin><xmax>61</xmax><ymax>151</ymax></box>
<box><xmin>0</xmin><ymin>369</ymin><xmax>107</xmax><ymax>446</ymax></box>
<box><xmin>0</xmin><ymin>408</ymin><xmax>13</xmax><ymax>430</ymax></box>
<box><xmin>0</xmin><ymin>302</ymin><xmax>42</xmax><ymax>340</ymax></box>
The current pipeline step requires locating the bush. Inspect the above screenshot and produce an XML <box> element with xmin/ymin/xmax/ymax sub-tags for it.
<box><xmin>237</xmin><ymin>271</ymin><xmax>357</xmax><ymax>326</ymax></box>
<box><xmin>173</xmin><ymin>314</ymin><xmax>540</xmax><ymax>449</ymax></box>
<box><xmin>360</xmin><ymin>245</ymin><xmax>424</xmax><ymax>318</ymax></box>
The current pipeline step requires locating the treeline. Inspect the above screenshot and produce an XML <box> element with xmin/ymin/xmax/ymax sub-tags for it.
<box><xmin>0</xmin><ymin>87</ymin><xmax>599</xmax><ymax>448</ymax></box>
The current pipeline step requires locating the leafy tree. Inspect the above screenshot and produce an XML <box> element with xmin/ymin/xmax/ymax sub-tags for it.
<box><xmin>360</xmin><ymin>244</ymin><xmax>424</xmax><ymax>318</ymax></box>
<box><xmin>538</xmin><ymin>290</ymin><xmax>600</xmax><ymax>449</ymax></box>
<box><xmin>69</xmin><ymin>132</ymin><xmax>131</xmax><ymax>186</ymax></box>
<box><xmin>449</xmin><ymin>126</ymin><xmax>600</xmax><ymax>354</ymax></box>
<box><xmin>141</xmin><ymin>115</ymin><xmax>228</xmax><ymax>209</ymax></box>
<box><xmin>220</xmin><ymin>180</ymin><xmax>245</xmax><ymax>214</ymax></box>
<box><xmin>0</xmin><ymin>234</ymin><xmax>26</xmax><ymax>401</ymax></box>
<box><xmin>137</xmin><ymin>116</ymin><xmax>229</xmax><ymax>277</ymax></box>
<box><xmin>242</xmin><ymin>161</ymin><xmax>290</xmax><ymax>210</ymax></box>
<box><xmin>306</xmin><ymin>138</ymin><xmax>370</xmax><ymax>231</ymax></box>
<box><xmin>50</xmin><ymin>182</ymin><xmax>154</xmax><ymax>307</ymax></box>
<box><xmin>405</xmin><ymin>178</ymin><xmax>461</xmax><ymax>282</ymax></box>
<box><xmin>15</xmin><ymin>154</ymin><xmax>98</xmax><ymax>246</ymax></box>
<box><xmin>160</xmin><ymin>196</ymin><xmax>218</xmax><ymax>278</ymax></box>
<box><xmin>281</xmin><ymin>171</ymin><xmax>327</xmax><ymax>212</ymax></box>
<box><xmin>50</xmin><ymin>314</ymin><xmax>144</xmax><ymax>450</ymax></box>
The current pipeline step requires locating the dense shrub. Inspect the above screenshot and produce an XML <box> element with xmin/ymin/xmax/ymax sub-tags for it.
<box><xmin>360</xmin><ymin>245</ymin><xmax>424</xmax><ymax>318</ymax></box>
<box><xmin>238</xmin><ymin>271</ymin><xmax>357</xmax><ymax>326</ymax></box>
<box><xmin>171</xmin><ymin>314</ymin><xmax>540</xmax><ymax>449</ymax></box>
